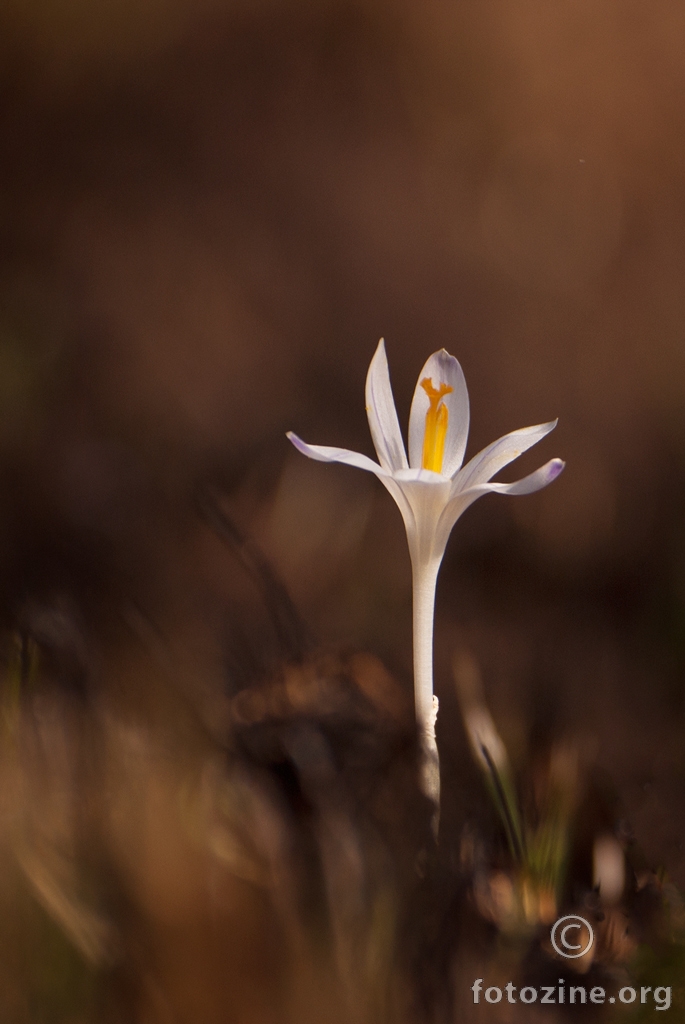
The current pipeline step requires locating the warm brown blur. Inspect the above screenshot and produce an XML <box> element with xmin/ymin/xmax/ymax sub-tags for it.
<box><xmin>1</xmin><ymin>0</ymin><xmax>685</xmax><ymax>1020</ymax></box>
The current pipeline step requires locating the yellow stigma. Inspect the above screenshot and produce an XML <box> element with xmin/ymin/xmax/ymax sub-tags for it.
<box><xmin>420</xmin><ymin>377</ymin><xmax>453</xmax><ymax>473</ymax></box>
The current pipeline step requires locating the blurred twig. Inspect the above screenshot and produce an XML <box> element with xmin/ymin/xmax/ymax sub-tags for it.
<box><xmin>197</xmin><ymin>486</ymin><xmax>311</xmax><ymax>662</ymax></box>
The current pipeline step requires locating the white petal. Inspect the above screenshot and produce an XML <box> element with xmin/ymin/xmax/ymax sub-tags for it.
<box><xmin>365</xmin><ymin>339</ymin><xmax>408</xmax><ymax>472</ymax></box>
<box><xmin>286</xmin><ymin>432</ymin><xmax>389</xmax><ymax>476</ymax></box>
<box><xmin>389</xmin><ymin>475</ymin><xmax>454</xmax><ymax>567</ymax></box>
<box><xmin>435</xmin><ymin>458</ymin><xmax>564</xmax><ymax>554</ymax></box>
<box><xmin>377</xmin><ymin>476</ymin><xmax>417</xmax><ymax>543</ymax></box>
<box><xmin>452</xmin><ymin>420</ymin><xmax>558</xmax><ymax>491</ymax></box>
<box><xmin>394</xmin><ymin>467</ymin><xmax>445</xmax><ymax>483</ymax></box>
<box><xmin>408</xmin><ymin>349</ymin><xmax>469</xmax><ymax>475</ymax></box>
<box><xmin>287</xmin><ymin>433</ymin><xmax>418</xmax><ymax>548</ymax></box>
<box><xmin>463</xmin><ymin>457</ymin><xmax>565</xmax><ymax>498</ymax></box>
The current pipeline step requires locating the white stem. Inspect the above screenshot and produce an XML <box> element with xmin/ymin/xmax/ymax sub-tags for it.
<box><xmin>411</xmin><ymin>556</ymin><xmax>441</xmax><ymax>836</ymax></box>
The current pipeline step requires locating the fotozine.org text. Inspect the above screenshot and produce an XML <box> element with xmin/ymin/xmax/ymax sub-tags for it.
<box><xmin>471</xmin><ymin>979</ymin><xmax>671</xmax><ymax>1010</ymax></box>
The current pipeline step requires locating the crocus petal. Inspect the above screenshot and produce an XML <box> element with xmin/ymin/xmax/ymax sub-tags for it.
<box><xmin>286</xmin><ymin>432</ymin><xmax>390</xmax><ymax>476</ymax></box>
<box><xmin>463</xmin><ymin>457</ymin><xmax>565</xmax><ymax>498</ymax></box>
<box><xmin>394</xmin><ymin>467</ymin><xmax>445</xmax><ymax>483</ymax></box>
<box><xmin>408</xmin><ymin>349</ymin><xmax>469</xmax><ymax>475</ymax></box>
<box><xmin>452</xmin><ymin>420</ymin><xmax>558</xmax><ymax>492</ymax></box>
<box><xmin>390</xmin><ymin>475</ymin><xmax>454</xmax><ymax>568</ymax></box>
<box><xmin>365</xmin><ymin>339</ymin><xmax>409</xmax><ymax>472</ymax></box>
<box><xmin>435</xmin><ymin>458</ymin><xmax>565</xmax><ymax>557</ymax></box>
<box><xmin>287</xmin><ymin>432</ymin><xmax>418</xmax><ymax>544</ymax></box>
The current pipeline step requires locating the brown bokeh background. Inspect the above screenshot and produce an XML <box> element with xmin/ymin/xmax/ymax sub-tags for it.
<box><xmin>1</xmin><ymin>0</ymin><xmax>685</xmax><ymax>1020</ymax></box>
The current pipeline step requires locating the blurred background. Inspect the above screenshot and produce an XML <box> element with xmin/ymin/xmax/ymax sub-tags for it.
<box><xmin>1</xmin><ymin>0</ymin><xmax>685</xmax><ymax>1020</ymax></box>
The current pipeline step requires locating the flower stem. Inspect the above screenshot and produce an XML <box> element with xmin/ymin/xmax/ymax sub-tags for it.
<box><xmin>411</xmin><ymin>557</ymin><xmax>441</xmax><ymax>837</ymax></box>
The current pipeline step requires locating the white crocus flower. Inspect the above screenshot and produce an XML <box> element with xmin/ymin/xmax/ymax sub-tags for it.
<box><xmin>287</xmin><ymin>340</ymin><xmax>563</xmax><ymax>830</ymax></box>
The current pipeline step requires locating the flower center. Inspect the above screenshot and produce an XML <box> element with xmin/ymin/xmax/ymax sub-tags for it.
<box><xmin>420</xmin><ymin>377</ymin><xmax>453</xmax><ymax>473</ymax></box>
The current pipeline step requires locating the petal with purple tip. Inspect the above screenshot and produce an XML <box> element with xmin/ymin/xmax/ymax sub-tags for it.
<box><xmin>466</xmin><ymin>457</ymin><xmax>565</xmax><ymax>497</ymax></box>
<box><xmin>452</xmin><ymin>420</ymin><xmax>558</xmax><ymax>492</ymax></box>
<box><xmin>286</xmin><ymin>432</ymin><xmax>389</xmax><ymax>476</ymax></box>
<box><xmin>435</xmin><ymin>459</ymin><xmax>565</xmax><ymax>554</ymax></box>
<box><xmin>408</xmin><ymin>349</ymin><xmax>469</xmax><ymax>475</ymax></box>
